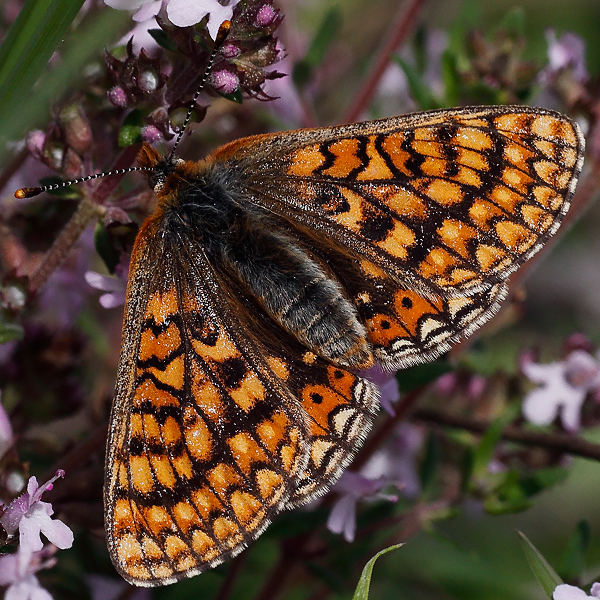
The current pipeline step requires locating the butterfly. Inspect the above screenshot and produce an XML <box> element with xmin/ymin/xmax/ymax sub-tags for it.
<box><xmin>93</xmin><ymin>101</ymin><xmax>586</xmax><ymax>586</ymax></box>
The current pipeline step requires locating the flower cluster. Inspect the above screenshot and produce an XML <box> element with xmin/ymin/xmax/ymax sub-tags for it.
<box><xmin>0</xmin><ymin>471</ymin><xmax>74</xmax><ymax>599</ymax></box>
<box><xmin>522</xmin><ymin>348</ymin><xmax>600</xmax><ymax>432</ymax></box>
<box><xmin>104</xmin><ymin>0</ymin><xmax>284</xmax><ymax>137</ymax></box>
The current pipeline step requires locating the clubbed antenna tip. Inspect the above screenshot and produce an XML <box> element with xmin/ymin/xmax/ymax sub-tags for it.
<box><xmin>15</xmin><ymin>187</ymin><xmax>43</xmax><ymax>199</ymax></box>
<box><xmin>215</xmin><ymin>20</ymin><xmax>231</xmax><ymax>48</ymax></box>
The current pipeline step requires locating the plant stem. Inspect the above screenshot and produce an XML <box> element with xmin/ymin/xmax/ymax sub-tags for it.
<box><xmin>342</xmin><ymin>0</ymin><xmax>427</xmax><ymax>123</ymax></box>
<box><xmin>414</xmin><ymin>407</ymin><xmax>600</xmax><ymax>461</ymax></box>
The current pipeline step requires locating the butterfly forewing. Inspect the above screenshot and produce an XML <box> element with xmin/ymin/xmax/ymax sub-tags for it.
<box><xmin>106</xmin><ymin>216</ymin><xmax>310</xmax><ymax>585</ymax></box>
<box><xmin>216</xmin><ymin>106</ymin><xmax>584</xmax><ymax>296</ymax></box>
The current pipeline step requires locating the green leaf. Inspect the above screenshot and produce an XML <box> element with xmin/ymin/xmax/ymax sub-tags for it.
<box><xmin>218</xmin><ymin>89</ymin><xmax>244</xmax><ymax>104</ymax></box>
<box><xmin>471</xmin><ymin>403</ymin><xmax>520</xmax><ymax>478</ymax></box>
<box><xmin>292</xmin><ymin>7</ymin><xmax>342</xmax><ymax>88</ymax></box>
<box><xmin>440</xmin><ymin>49</ymin><xmax>460</xmax><ymax>106</ymax></box>
<box><xmin>419</xmin><ymin>430</ymin><xmax>440</xmax><ymax>496</ymax></box>
<box><xmin>94</xmin><ymin>223</ymin><xmax>122</xmax><ymax>274</ymax></box>
<box><xmin>148</xmin><ymin>28</ymin><xmax>178</xmax><ymax>52</ymax></box>
<box><xmin>495</xmin><ymin>6</ymin><xmax>526</xmax><ymax>37</ymax></box>
<box><xmin>557</xmin><ymin>520</ymin><xmax>591</xmax><ymax>582</ymax></box>
<box><xmin>520</xmin><ymin>467</ymin><xmax>569</xmax><ymax>497</ymax></box>
<box><xmin>393</xmin><ymin>56</ymin><xmax>439</xmax><ymax>111</ymax></box>
<box><xmin>517</xmin><ymin>530</ymin><xmax>563</xmax><ymax>597</ymax></box>
<box><xmin>0</xmin><ymin>319</ymin><xmax>24</xmax><ymax>344</ymax></box>
<box><xmin>0</xmin><ymin>5</ymin><xmax>130</xmax><ymax>165</ymax></box>
<box><xmin>0</xmin><ymin>0</ymin><xmax>85</xmax><ymax>123</ymax></box>
<box><xmin>118</xmin><ymin>109</ymin><xmax>144</xmax><ymax>147</ymax></box>
<box><xmin>352</xmin><ymin>544</ymin><xmax>403</xmax><ymax>600</ymax></box>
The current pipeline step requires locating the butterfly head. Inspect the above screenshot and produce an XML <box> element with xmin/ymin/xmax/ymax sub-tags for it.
<box><xmin>136</xmin><ymin>142</ymin><xmax>188</xmax><ymax>196</ymax></box>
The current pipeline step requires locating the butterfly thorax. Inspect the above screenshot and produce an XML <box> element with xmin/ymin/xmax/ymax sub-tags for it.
<box><xmin>138</xmin><ymin>142</ymin><xmax>374</xmax><ymax>370</ymax></box>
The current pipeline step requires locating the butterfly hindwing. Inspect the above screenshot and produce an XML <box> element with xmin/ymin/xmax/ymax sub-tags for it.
<box><xmin>351</xmin><ymin>259</ymin><xmax>509</xmax><ymax>369</ymax></box>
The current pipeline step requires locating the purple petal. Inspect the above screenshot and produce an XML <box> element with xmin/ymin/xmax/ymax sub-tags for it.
<box><xmin>327</xmin><ymin>495</ymin><xmax>357</xmax><ymax>542</ymax></box>
<box><xmin>0</xmin><ymin>553</ymin><xmax>19</xmax><ymax>585</ymax></box>
<box><xmin>1</xmin><ymin>495</ymin><xmax>29</xmax><ymax>536</ymax></box>
<box><xmin>26</xmin><ymin>477</ymin><xmax>39</xmax><ymax>504</ymax></box>
<box><xmin>99</xmin><ymin>292</ymin><xmax>127</xmax><ymax>310</ymax></box>
<box><xmin>522</xmin><ymin>358</ymin><xmax>559</xmax><ymax>384</ymax></box>
<box><xmin>335</xmin><ymin>471</ymin><xmax>382</xmax><ymax>497</ymax></box>
<box><xmin>166</xmin><ymin>0</ymin><xmax>210</xmax><ymax>27</ymax></box>
<box><xmin>39</xmin><ymin>516</ymin><xmax>74</xmax><ymax>550</ymax></box>
<box><xmin>19</xmin><ymin>506</ymin><xmax>50</xmax><ymax>556</ymax></box>
<box><xmin>564</xmin><ymin>350</ymin><xmax>600</xmax><ymax>390</ymax></box>
<box><xmin>546</xmin><ymin>30</ymin><xmax>589</xmax><ymax>82</ymax></box>
<box><xmin>6</xmin><ymin>575</ymin><xmax>54</xmax><ymax>600</ymax></box>
<box><xmin>84</xmin><ymin>271</ymin><xmax>125</xmax><ymax>293</ymax></box>
<box><xmin>132</xmin><ymin>0</ymin><xmax>162</xmax><ymax>21</ymax></box>
<box><xmin>560</xmin><ymin>388</ymin><xmax>587</xmax><ymax>431</ymax></box>
<box><xmin>554</xmin><ymin>584</ymin><xmax>593</xmax><ymax>600</ymax></box>
<box><xmin>522</xmin><ymin>387</ymin><xmax>561</xmax><ymax>426</ymax></box>
<box><xmin>104</xmin><ymin>0</ymin><xmax>149</xmax><ymax>9</ymax></box>
<box><xmin>166</xmin><ymin>0</ymin><xmax>239</xmax><ymax>39</ymax></box>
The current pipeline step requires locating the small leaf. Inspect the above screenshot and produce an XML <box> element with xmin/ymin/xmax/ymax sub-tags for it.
<box><xmin>557</xmin><ymin>520</ymin><xmax>591</xmax><ymax>582</ymax></box>
<box><xmin>472</xmin><ymin>403</ymin><xmax>520</xmax><ymax>478</ymax></box>
<box><xmin>94</xmin><ymin>224</ymin><xmax>121</xmax><ymax>275</ymax></box>
<box><xmin>440</xmin><ymin>49</ymin><xmax>460</xmax><ymax>106</ymax></box>
<box><xmin>393</xmin><ymin>56</ymin><xmax>439</xmax><ymax>111</ymax></box>
<box><xmin>0</xmin><ymin>319</ymin><xmax>24</xmax><ymax>344</ymax></box>
<box><xmin>0</xmin><ymin>5</ymin><xmax>129</xmax><ymax>164</ymax></box>
<box><xmin>218</xmin><ymin>89</ymin><xmax>244</xmax><ymax>104</ymax></box>
<box><xmin>419</xmin><ymin>430</ymin><xmax>440</xmax><ymax>495</ymax></box>
<box><xmin>148</xmin><ymin>28</ymin><xmax>178</xmax><ymax>52</ymax></box>
<box><xmin>496</xmin><ymin>7</ymin><xmax>526</xmax><ymax>37</ymax></box>
<box><xmin>292</xmin><ymin>7</ymin><xmax>342</xmax><ymax>88</ymax></box>
<box><xmin>118</xmin><ymin>109</ymin><xmax>143</xmax><ymax>147</ymax></box>
<box><xmin>352</xmin><ymin>544</ymin><xmax>403</xmax><ymax>600</ymax></box>
<box><xmin>517</xmin><ymin>530</ymin><xmax>563</xmax><ymax>597</ymax></box>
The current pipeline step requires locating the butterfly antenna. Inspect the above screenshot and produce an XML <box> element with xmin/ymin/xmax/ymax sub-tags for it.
<box><xmin>15</xmin><ymin>165</ymin><xmax>155</xmax><ymax>199</ymax></box>
<box><xmin>15</xmin><ymin>21</ymin><xmax>232</xmax><ymax>200</ymax></box>
<box><xmin>167</xmin><ymin>20</ymin><xmax>231</xmax><ymax>160</ymax></box>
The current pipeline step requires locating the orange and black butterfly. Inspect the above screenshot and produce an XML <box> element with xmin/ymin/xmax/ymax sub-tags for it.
<box><xmin>17</xmin><ymin>25</ymin><xmax>585</xmax><ymax>588</ymax></box>
<box><xmin>102</xmin><ymin>103</ymin><xmax>584</xmax><ymax>585</ymax></box>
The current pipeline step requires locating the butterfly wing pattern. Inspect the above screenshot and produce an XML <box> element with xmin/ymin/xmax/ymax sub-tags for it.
<box><xmin>105</xmin><ymin>105</ymin><xmax>584</xmax><ymax>585</ymax></box>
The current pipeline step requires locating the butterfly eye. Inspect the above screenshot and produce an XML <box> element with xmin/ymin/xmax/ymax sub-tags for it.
<box><xmin>149</xmin><ymin>172</ymin><xmax>167</xmax><ymax>192</ymax></box>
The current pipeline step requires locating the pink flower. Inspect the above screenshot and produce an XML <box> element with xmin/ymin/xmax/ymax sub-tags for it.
<box><xmin>141</xmin><ymin>124</ymin><xmax>163</xmax><ymax>143</ymax></box>
<box><xmin>554</xmin><ymin>583</ymin><xmax>600</xmax><ymax>599</ymax></box>
<box><xmin>522</xmin><ymin>350</ymin><xmax>600</xmax><ymax>431</ymax></box>
<box><xmin>104</xmin><ymin>0</ymin><xmax>240</xmax><ymax>40</ymax></box>
<box><xmin>0</xmin><ymin>391</ymin><xmax>14</xmax><ymax>459</ymax></box>
<box><xmin>210</xmin><ymin>69</ymin><xmax>240</xmax><ymax>95</ymax></box>
<box><xmin>1</xmin><ymin>471</ymin><xmax>74</xmax><ymax>570</ymax></box>
<box><xmin>108</xmin><ymin>86</ymin><xmax>128</xmax><ymax>108</ymax></box>
<box><xmin>545</xmin><ymin>30</ymin><xmax>588</xmax><ymax>82</ymax></box>
<box><xmin>254</xmin><ymin>4</ymin><xmax>277</xmax><ymax>27</ymax></box>
<box><xmin>0</xmin><ymin>548</ymin><xmax>58</xmax><ymax>600</ymax></box>
<box><xmin>326</xmin><ymin>472</ymin><xmax>398</xmax><ymax>542</ymax></box>
<box><xmin>84</xmin><ymin>271</ymin><xmax>127</xmax><ymax>309</ymax></box>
